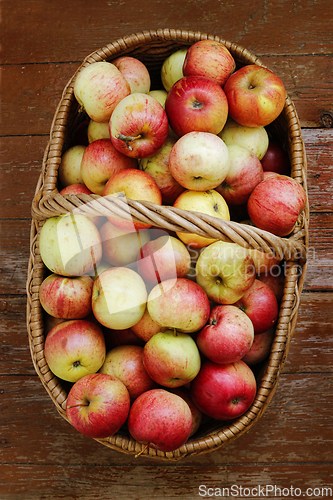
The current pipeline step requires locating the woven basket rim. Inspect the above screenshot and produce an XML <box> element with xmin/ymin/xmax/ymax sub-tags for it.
<box><xmin>26</xmin><ymin>29</ymin><xmax>309</xmax><ymax>460</ymax></box>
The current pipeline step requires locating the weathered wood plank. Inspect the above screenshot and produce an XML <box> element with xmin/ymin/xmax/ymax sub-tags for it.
<box><xmin>1</xmin><ymin>0</ymin><xmax>332</xmax><ymax>65</ymax></box>
<box><xmin>1</xmin><ymin>373</ymin><xmax>332</xmax><ymax>468</ymax></box>
<box><xmin>1</xmin><ymin>462</ymin><xmax>333</xmax><ymax>500</ymax></box>
<box><xmin>1</xmin><ymin>56</ymin><xmax>332</xmax><ymax>136</ymax></box>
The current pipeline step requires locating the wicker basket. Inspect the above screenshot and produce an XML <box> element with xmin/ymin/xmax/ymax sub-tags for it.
<box><xmin>26</xmin><ymin>29</ymin><xmax>309</xmax><ymax>460</ymax></box>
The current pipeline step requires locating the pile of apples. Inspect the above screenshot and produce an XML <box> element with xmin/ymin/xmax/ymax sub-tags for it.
<box><xmin>38</xmin><ymin>40</ymin><xmax>307</xmax><ymax>454</ymax></box>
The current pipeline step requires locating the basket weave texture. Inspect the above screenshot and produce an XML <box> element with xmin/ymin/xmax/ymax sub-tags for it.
<box><xmin>26</xmin><ymin>29</ymin><xmax>309</xmax><ymax>460</ymax></box>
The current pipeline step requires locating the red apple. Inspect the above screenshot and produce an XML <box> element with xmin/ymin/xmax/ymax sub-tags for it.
<box><xmin>190</xmin><ymin>359</ymin><xmax>257</xmax><ymax>420</ymax></box>
<box><xmin>216</xmin><ymin>144</ymin><xmax>263</xmax><ymax>205</ymax></box>
<box><xmin>247</xmin><ymin>175</ymin><xmax>307</xmax><ymax>236</ymax></box>
<box><xmin>183</xmin><ymin>39</ymin><xmax>235</xmax><ymax>86</ymax></box>
<box><xmin>257</xmin><ymin>268</ymin><xmax>285</xmax><ymax>302</ymax></box>
<box><xmin>112</xmin><ymin>56</ymin><xmax>151</xmax><ymax>94</ymax></box>
<box><xmin>66</xmin><ymin>372</ymin><xmax>130</xmax><ymax>438</ymax></box>
<box><xmin>127</xmin><ymin>388</ymin><xmax>193</xmax><ymax>452</ymax></box>
<box><xmin>44</xmin><ymin>319</ymin><xmax>106</xmax><ymax>382</ymax></box>
<box><xmin>234</xmin><ymin>279</ymin><xmax>279</xmax><ymax>334</ymax></box>
<box><xmin>143</xmin><ymin>329</ymin><xmax>201</xmax><ymax>388</ymax></box>
<box><xmin>110</xmin><ymin>93</ymin><xmax>169</xmax><ymax>158</ymax></box>
<box><xmin>196</xmin><ymin>305</ymin><xmax>254</xmax><ymax>364</ymax></box>
<box><xmin>242</xmin><ymin>327</ymin><xmax>275</xmax><ymax>365</ymax></box>
<box><xmin>80</xmin><ymin>138</ymin><xmax>137</xmax><ymax>195</ymax></box>
<box><xmin>147</xmin><ymin>278</ymin><xmax>210</xmax><ymax>333</ymax></box>
<box><xmin>73</xmin><ymin>61</ymin><xmax>131</xmax><ymax>123</ymax></box>
<box><xmin>246</xmin><ymin>247</ymin><xmax>281</xmax><ymax>275</ymax></box>
<box><xmin>261</xmin><ymin>141</ymin><xmax>290</xmax><ymax>175</ymax></box>
<box><xmin>223</xmin><ymin>65</ymin><xmax>286</xmax><ymax>127</ymax></box>
<box><xmin>39</xmin><ymin>274</ymin><xmax>94</xmax><ymax>319</ymax></box>
<box><xmin>169</xmin><ymin>387</ymin><xmax>202</xmax><ymax>437</ymax></box>
<box><xmin>59</xmin><ymin>184</ymin><xmax>93</xmax><ymax>195</ymax></box>
<box><xmin>131</xmin><ymin>307</ymin><xmax>165</xmax><ymax>342</ymax></box>
<box><xmin>165</xmin><ymin>75</ymin><xmax>228</xmax><ymax>137</ymax></box>
<box><xmin>169</xmin><ymin>131</ymin><xmax>230</xmax><ymax>191</ymax></box>
<box><xmin>102</xmin><ymin>168</ymin><xmax>162</xmax><ymax>231</ymax></box>
<box><xmin>99</xmin><ymin>345</ymin><xmax>156</xmax><ymax>400</ymax></box>
<box><xmin>137</xmin><ymin>234</ymin><xmax>191</xmax><ymax>286</ymax></box>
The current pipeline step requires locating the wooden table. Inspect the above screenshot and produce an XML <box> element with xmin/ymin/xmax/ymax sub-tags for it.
<box><xmin>1</xmin><ymin>0</ymin><xmax>332</xmax><ymax>498</ymax></box>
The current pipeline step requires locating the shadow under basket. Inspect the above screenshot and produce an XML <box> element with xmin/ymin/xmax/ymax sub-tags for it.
<box><xmin>26</xmin><ymin>29</ymin><xmax>309</xmax><ymax>461</ymax></box>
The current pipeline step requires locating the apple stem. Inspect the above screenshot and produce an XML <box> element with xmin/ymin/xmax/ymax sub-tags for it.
<box><xmin>117</xmin><ymin>133</ymin><xmax>142</xmax><ymax>151</ymax></box>
<box><xmin>66</xmin><ymin>403</ymin><xmax>90</xmax><ymax>409</ymax></box>
<box><xmin>135</xmin><ymin>442</ymin><xmax>150</xmax><ymax>458</ymax></box>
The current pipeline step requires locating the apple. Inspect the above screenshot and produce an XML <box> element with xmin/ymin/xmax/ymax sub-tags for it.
<box><xmin>169</xmin><ymin>131</ymin><xmax>230</xmax><ymax>191</ymax></box>
<box><xmin>196</xmin><ymin>305</ymin><xmax>254</xmax><ymax>364</ymax></box>
<box><xmin>261</xmin><ymin>141</ymin><xmax>290</xmax><ymax>175</ymax></box>
<box><xmin>215</xmin><ymin>144</ymin><xmax>263</xmax><ymax>205</ymax></box>
<box><xmin>112</xmin><ymin>56</ymin><xmax>151</xmax><ymax>94</ymax></box>
<box><xmin>234</xmin><ymin>279</ymin><xmax>279</xmax><ymax>334</ymax></box>
<box><xmin>87</xmin><ymin>120</ymin><xmax>110</xmax><ymax>143</ymax></box>
<box><xmin>218</xmin><ymin>118</ymin><xmax>269</xmax><ymax>160</ymax></box>
<box><xmin>195</xmin><ymin>241</ymin><xmax>256</xmax><ymax>304</ymax></box>
<box><xmin>263</xmin><ymin>171</ymin><xmax>280</xmax><ymax>180</ymax></box>
<box><xmin>148</xmin><ymin>89</ymin><xmax>168</xmax><ymax>107</ymax></box>
<box><xmin>59</xmin><ymin>145</ymin><xmax>86</xmax><ymax>187</ymax></box>
<box><xmin>59</xmin><ymin>184</ymin><xmax>93</xmax><ymax>196</ymax></box>
<box><xmin>137</xmin><ymin>234</ymin><xmax>191</xmax><ymax>285</ymax></box>
<box><xmin>143</xmin><ymin>329</ymin><xmax>201</xmax><ymax>388</ymax></box>
<box><xmin>131</xmin><ymin>307</ymin><xmax>165</xmax><ymax>342</ymax></box>
<box><xmin>138</xmin><ymin>136</ymin><xmax>185</xmax><ymax>205</ymax></box>
<box><xmin>39</xmin><ymin>214</ymin><xmax>102</xmax><ymax>277</ymax></box>
<box><xmin>246</xmin><ymin>247</ymin><xmax>281</xmax><ymax>275</ymax></box>
<box><xmin>257</xmin><ymin>268</ymin><xmax>285</xmax><ymax>302</ymax></box>
<box><xmin>190</xmin><ymin>359</ymin><xmax>257</xmax><ymax>420</ymax></box>
<box><xmin>99</xmin><ymin>345</ymin><xmax>156</xmax><ymax>400</ymax></box>
<box><xmin>73</xmin><ymin>61</ymin><xmax>131</xmax><ymax>123</ymax></box>
<box><xmin>80</xmin><ymin>138</ymin><xmax>137</xmax><ymax>195</ymax></box>
<box><xmin>168</xmin><ymin>387</ymin><xmax>202</xmax><ymax>437</ymax></box>
<box><xmin>103</xmin><ymin>327</ymin><xmax>145</xmax><ymax>350</ymax></box>
<box><xmin>66</xmin><ymin>372</ymin><xmax>130</xmax><ymax>438</ymax></box>
<box><xmin>92</xmin><ymin>267</ymin><xmax>147</xmax><ymax>330</ymax></box>
<box><xmin>242</xmin><ymin>327</ymin><xmax>275</xmax><ymax>365</ymax></box>
<box><xmin>223</xmin><ymin>64</ymin><xmax>286</xmax><ymax>127</ymax></box>
<box><xmin>147</xmin><ymin>278</ymin><xmax>210</xmax><ymax>333</ymax></box>
<box><xmin>128</xmin><ymin>388</ymin><xmax>192</xmax><ymax>452</ymax></box>
<box><xmin>183</xmin><ymin>39</ymin><xmax>235</xmax><ymax>86</ymax></box>
<box><xmin>102</xmin><ymin>168</ymin><xmax>162</xmax><ymax>231</ymax></box>
<box><xmin>165</xmin><ymin>75</ymin><xmax>229</xmax><ymax>137</ymax></box>
<box><xmin>173</xmin><ymin>189</ymin><xmax>230</xmax><ymax>248</ymax></box>
<box><xmin>39</xmin><ymin>274</ymin><xmax>94</xmax><ymax>319</ymax></box>
<box><xmin>44</xmin><ymin>319</ymin><xmax>106</xmax><ymax>382</ymax></box>
<box><xmin>110</xmin><ymin>93</ymin><xmax>169</xmax><ymax>158</ymax></box>
<box><xmin>99</xmin><ymin>219</ymin><xmax>150</xmax><ymax>267</ymax></box>
<box><xmin>161</xmin><ymin>48</ymin><xmax>187</xmax><ymax>92</ymax></box>
<box><xmin>247</xmin><ymin>175</ymin><xmax>307</xmax><ymax>236</ymax></box>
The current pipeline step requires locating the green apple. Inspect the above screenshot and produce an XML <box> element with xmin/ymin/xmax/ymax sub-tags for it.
<box><xmin>195</xmin><ymin>241</ymin><xmax>256</xmax><ymax>304</ymax></box>
<box><xmin>39</xmin><ymin>214</ymin><xmax>102</xmax><ymax>277</ymax></box>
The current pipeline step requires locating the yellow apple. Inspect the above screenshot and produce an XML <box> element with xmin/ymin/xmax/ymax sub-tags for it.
<box><xmin>173</xmin><ymin>189</ymin><xmax>230</xmax><ymax>248</ymax></box>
